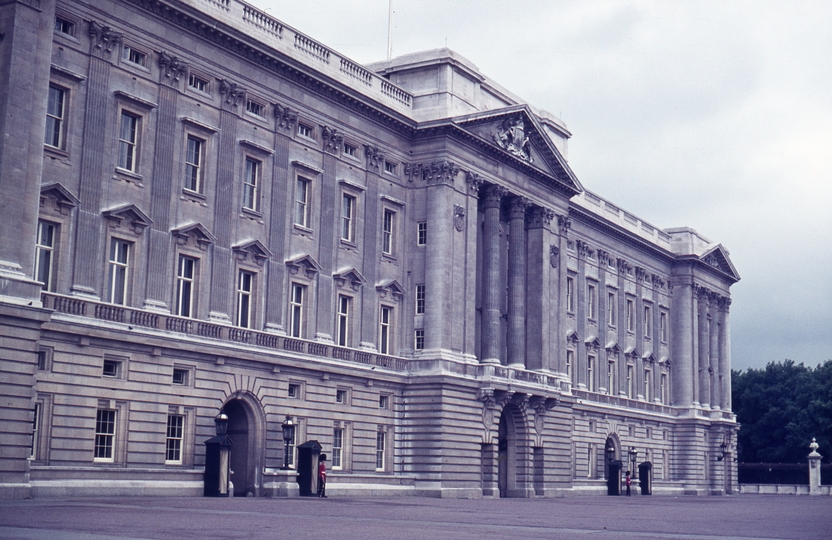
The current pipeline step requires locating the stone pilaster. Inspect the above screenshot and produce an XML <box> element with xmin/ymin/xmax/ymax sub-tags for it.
<box><xmin>480</xmin><ymin>185</ymin><xmax>506</xmax><ymax>364</ymax></box>
<box><xmin>575</xmin><ymin>240</ymin><xmax>588</xmax><ymax>388</ymax></box>
<box><xmin>525</xmin><ymin>207</ymin><xmax>555</xmax><ymax>371</ymax></box>
<box><xmin>709</xmin><ymin>293</ymin><xmax>720</xmax><ymax>409</ymax></box>
<box><xmin>718</xmin><ymin>297</ymin><xmax>732</xmax><ymax>410</ymax></box>
<box><xmin>670</xmin><ymin>281</ymin><xmax>694</xmax><ymax>408</ymax></box>
<box><xmin>264</xmin><ymin>129</ymin><xmax>291</xmax><ymax>332</ymax></box>
<box><xmin>697</xmin><ymin>286</ymin><xmax>710</xmax><ymax>408</ymax></box>
<box><xmin>506</xmin><ymin>196</ymin><xmax>530</xmax><ymax>367</ymax></box>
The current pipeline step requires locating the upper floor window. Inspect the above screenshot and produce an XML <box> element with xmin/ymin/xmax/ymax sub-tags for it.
<box><xmin>118</xmin><ymin>112</ymin><xmax>140</xmax><ymax>172</ymax></box>
<box><xmin>245</xmin><ymin>99</ymin><xmax>265</xmax><ymax>117</ymax></box>
<box><xmin>184</xmin><ymin>136</ymin><xmax>204</xmax><ymax>193</ymax></box>
<box><xmin>343</xmin><ymin>143</ymin><xmax>357</xmax><ymax>158</ymax></box>
<box><xmin>566</xmin><ymin>276</ymin><xmax>575</xmax><ymax>313</ymax></box>
<box><xmin>107</xmin><ymin>239</ymin><xmax>130</xmax><ymax>305</ymax></box>
<box><xmin>297</xmin><ymin>123</ymin><xmax>313</xmax><ymax>138</ymax></box>
<box><xmin>336</xmin><ymin>294</ymin><xmax>350</xmax><ymax>347</ymax></box>
<box><xmin>379</xmin><ymin>305</ymin><xmax>393</xmax><ymax>355</ymax></box>
<box><xmin>660</xmin><ymin>373</ymin><xmax>669</xmax><ymax>404</ymax></box>
<box><xmin>54</xmin><ymin>16</ymin><xmax>75</xmax><ymax>36</ymax></box>
<box><xmin>644</xmin><ymin>369</ymin><xmax>652</xmax><ymax>401</ymax></box>
<box><xmin>607</xmin><ymin>361</ymin><xmax>615</xmax><ymax>395</ymax></box>
<box><xmin>341</xmin><ymin>194</ymin><xmax>355</xmax><ymax>242</ymax></box>
<box><xmin>176</xmin><ymin>256</ymin><xmax>196</xmax><ymax>318</ymax></box>
<box><xmin>44</xmin><ymin>85</ymin><xmax>66</xmax><ymax>149</ymax></box>
<box><xmin>587</xmin><ymin>355</ymin><xmax>596</xmax><ymax>392</ymax></box>
<box><xmin>122</xmin><ymin>45</ymin><xmax>147</xmax><ymax>67</ymax></box>
<box><xmin>188</xmin><ymin>73</ymin><xmax>208</xmax><ymax>93</ymax></box>
<box><xmin>243</xmin><ymin>157</ymin><xmax>260</xmax><ymax>211</ymax></box>
<box><xmin>295</xmin><ymin>177</ymin><xmax>311</xmax><ymax>227</ymax></box>
<box><xmin>384</xmin><ymin>161</ymin><xmax>397</xmax><ymax>175</ymax></box>
<box><xmin>626</xmin><ymin>298</ymin><xmax>635</xmax><ymax>332</ymax></box>
<box><xmin>607</xmin><ymin>291</ymin><xmax>616</xmax><ymax>326</ymax></box>
<box><xmin>415</xmin><ymin>284</ymin><xmax>425</xmax><ymax>315</ymax></box>
<box><xmin>644</xmin><ymin>305</ymin><xmax>652</xmax><ymax>337</ymax></box>
<box><xmin>35</xmin><ymin>221</ymin><xmax>56</xmax><ymax>291</ymax></box>
<box><xmin>586</xmin><ymin>282</ymin><xmax>597</xmax><ymax>320</ymax></box>
<box><xmin>660</xmin><ymin>311</ymin><xmax>668</xmax><ymax>342</ymax></box>
<box><xmin>626</xmin><ymin>364</ymin><xmax>634</xmax><ymax>399</ymax></box>
<box><xmin>382</xmin><ymin>210</ymin><xmax>395</xmax><ymax>255</ymax></box>
<box><xmin>566</xmin><ymin>349</ymin><xmax>574</xmax><ymax>383</ymax></box>
<box><xmin>414</xmin><ymin>329</ymin><xmax>425</xmax><ymax>350</ymax></box>
<box><xmin>236</xmin><ymin>270</ymin><xmax>254</xmax><ymax>328</ymax></box>
<box><xmin>416</xmin><ymin>222</ymin><xmax>427</xmax><ymax>246</ymax></box>
<box><xmin>290</xmin><ymin>283</ymin><xmax>306</xmax><ymax>338</ymax></box>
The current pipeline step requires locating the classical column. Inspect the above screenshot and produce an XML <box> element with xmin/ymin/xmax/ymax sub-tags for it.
<box><xmin>709</xmin><ymin>293</ymin><xmax>720</xmax><ymax>409</ymax></box>
<box><xmin>697</xmin><ymin>287</ymin><xmax>710</xmax><ymax>408</ymax></box>
<box><xmin>481</xmin><ymin>185</ymin><xmax>507</xmax><ymax>364</ymax></box>
<box><xmin>718</xmin><ymin>298</ymin><xmax>732</xmax><ymax>410</ymax></box>
<box><xmin>525</xmin><ymin>206</ymin><xmax>556</xmax><ymax>371</ymax></box>
<box><xmin>507</xmin><ymin>196</ymin><xmax>530</xmax><ymax>367</ymax></box>
<box><xmin>670</xmin><ymin>281</ymin><xmax>694</xmax><ymax>407</ymax></box>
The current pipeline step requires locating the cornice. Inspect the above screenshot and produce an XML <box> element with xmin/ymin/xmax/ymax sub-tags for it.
<box><xmin>568</xmin><ymin>205</ymin><xmax>675</xmax><ymax>264</ymax></box>
<box><xmin>122</xmin><ymin>0</ymin><xmax>418</xmax><ymax>136</ymax></box>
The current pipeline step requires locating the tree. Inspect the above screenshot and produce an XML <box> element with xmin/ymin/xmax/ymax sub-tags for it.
<box><xmin>732</xmin><ymin>359</ymin><xmax>832</xmax><ymax>464</ymax></box>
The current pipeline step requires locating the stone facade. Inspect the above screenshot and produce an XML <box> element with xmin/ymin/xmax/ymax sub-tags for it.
<box><xmin>0</xmin><ymin>0</ymin><xmax>740</xmax><ymax>499</ymax></box>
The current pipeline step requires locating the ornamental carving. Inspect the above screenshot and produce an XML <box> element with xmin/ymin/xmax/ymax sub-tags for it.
<box><xmin>364</xmin><ymin>145</ymin><xmax>384</xmax><ymax>172</ymax></box>
<box><xmin>704</xmin><ymin>254</ymin><xmax>721</xmax><ymax>269</ymax></box>
<box><xmin>426</xmin><ymin>160</ymin><xmax>460</xmax><ymax>185</ymax></box>
<box><xmin>453</xmin><ymin>205</ymin><xmax>466</xmax><ymax>231</ymax></box>
<box><xmin>508</xmin><ymin>197</ymin><xmax>531</xmax><ymax>219</ymax></box>
<box><xmin>651</xmin><ymin>274</ymin><xmax>665</xmax><ymax>289</ymax></box>
<box><xmin>617</xmin><ymin>258</ymin><xmax>632</xmax><ymax>275</ymax></box>
<box><xmin>481</xmin><ymin>184</ymin><xmax>508</xmax><ymax>208</ymax></box>
<box><xmin>635</xmin><ymin>267</ymin><xmax>647</xmax><ymax>281</ymax></box>
<box><xmin>403</xmin><ymin>163</ymin><xmax>424</xmax><ymax>183</ymax></box>
<box><xmin>88</xmin><ymin>20</ymin><xmax>122</xmax><ymax>55</ymax></box>
<box><xmin>218</xmin><ymin>79</ymin><xmax>245</xmax><ymax>107</ymax></box>
<box><xmin>527</xmin><ymin>207</ymin><xmax>555</xmax><ymax>229</ymax></box>
<box><xmin>493</xmin><ymin>116</ymin><xmax>533</xmax><ymax>163</ymax></box>
<box><xmin>158</xmin><ymin>51</ymin><xmax>188</xmax><ymax>83</ymax></box>
<box><xmin>321</xmin><ymin>126</ymin><xmax>343</xmax><ymax>154</ymax></box>
<box><xmin>477</xmin><ymin>388</ymin><xmax>496</xmax><ymax>433</ymax></box>
<box><xmin>576</xmin><ymin>239</ymin><xmax>589</xmax><ymax>258</ymax></box>
<box><xmin>557</xmin><ymin>213</ymin><xmax>572</xmax><ymax>235</ymax></box>
<box><xmin>597</xmin><ymin>250</ymin><xmax>609</xmax><ymax>266</ymax></box>
<box><xmin>529</xmin><ymin>396</ymin><xmax>558</xmax><ymax>436</ymax></box>
<box><xmin>550</xmin><ymin>245</ymin><xmax>559</xmax><ymax>268</ymax></box>
<box><xmin>466</xmin><ymin>171</ymin><xmax>485</xmax><ymax>193</ymax></box>
<box><xmin>273</xmin><ymin>103</ymin><xmax>298</xmax><ymax>132</ymax></box>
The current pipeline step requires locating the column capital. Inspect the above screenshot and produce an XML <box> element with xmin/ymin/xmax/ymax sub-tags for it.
<box><xmin>481</xmin><ymin>184</ymin><xmax>508</xmax><ymax>208</ymax></box>
<box><xmin>527</xmin><ymin>206</ymin><xmax>556</xmax><ymax>229</ymax></box>
<box><xmin>466</xmin><ymin>171</ymin><xmax>485</xmax><ymax>193</ymax></box>
<box><xmin>576</xmin><ymin>239</ymin><xmax>590</xmax><ymax>258</ymax></box>
<box><xmin>557</xmin><ymin>213</ymin><xmax>572</xmax><ymax>235</ymax></box>
<box><xmin>508</xmin><ymin>196</ymin><xmax>531</xmax><ymax>219</ymax></box>
<box><xmin>426</xmin><ymin>160</ymin><xmax>460</xmax><ymax>185</ymax></box>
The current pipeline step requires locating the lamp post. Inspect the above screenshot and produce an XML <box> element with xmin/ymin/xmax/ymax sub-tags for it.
<box><xmin>281</xmin><ymin>415</ymin><xmax>295</xmax><ymax>470</ymax></box>
<box><xmin>629</xmin><ymin>446</ymin><xmax>637</xmax><ymax>474</ymax></box>
<box><xmin>718</xmin><ymin>434</ymin><xmax>728</xmax><ymax>461</ymax></box>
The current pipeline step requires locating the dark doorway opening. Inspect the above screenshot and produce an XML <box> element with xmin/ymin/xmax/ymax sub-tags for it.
<box><xmin>224</xmin><ymin>400</ymin><xmax>251</xmax><ymax>496</ymax></box>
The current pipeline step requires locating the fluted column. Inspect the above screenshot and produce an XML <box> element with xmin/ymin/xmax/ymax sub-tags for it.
<box><xmin>719</xmin><ymin>298</ymin><xmax>732</xmax><ymax>410</ymax></box>
<box><xmin>697</xmin><ymin>287</ymin><xmax>710</xmax><ymax>408</ymax></box>
<box><xmin>670</xmin><ymin>281</ymin><xmax>694</xmax><ymax>407</ymax></box>
<box><xmin>709</xmin><ymin>293</ymin><xmax>720</xmax><ymax>409</ymax></box>
<box><xmin>481</xmin><ymin>185</ymin><xmax>506</xmax><ymax>364</ymax></box>
<box><xmin>507</xmin><ymin>197</ymin><xmax>530</xmax><ymax>367</ymax></box>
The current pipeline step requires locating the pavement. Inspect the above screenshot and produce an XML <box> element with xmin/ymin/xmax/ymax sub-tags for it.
<box><xmin>0</xmin><ymin>494</ymin><xmax>830</xmax><ymax>540</ymax></box>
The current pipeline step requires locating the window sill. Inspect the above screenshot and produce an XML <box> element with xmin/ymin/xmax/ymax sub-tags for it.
<box><xmin>381</xmin><ymin>253</ymin><xmax>397</xmax><ymax>264</ymax></box>
<box><xmin>339</xmin><ymin>239</ymin><xmax>358</xmax><ymax>252</ymax></box>
<box><xmin>43</xmin><ymin>145</ymin><xmax>70</xmax><ymax>161</ymax></box>
<box><xmin>293</xmin><ymin>224</ymin><xmax>314</xmax><ymax>238</ymax></box>
<box><xmin>241</xmin><ymin>207</ymin><xmax>264</xmax><ymax>222</ymax></box>
<box><xmin>114</xmin><ymin>168</ymin><xmax>144</xmax><ymax>186</ymax></box>
<box><xmin>180</xmin><ymin>189</ymin><xmax>208</xmax><ymax>207</ymax></box>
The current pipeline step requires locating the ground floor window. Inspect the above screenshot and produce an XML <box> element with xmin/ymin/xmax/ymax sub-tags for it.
<box><xmin>166</xmin><ymin>414</ymin><xmax>184</xmax><ymax>464</ymax></box>
<box><xmin>94</xmin><ymin>409</ymin><xmax>116</xmax><ymax>461</ymax></box>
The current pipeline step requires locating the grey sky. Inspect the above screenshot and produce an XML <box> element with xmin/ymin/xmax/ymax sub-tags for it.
<box><xmin>250</xmin><ymin>0</ymin><xmax>832</xmax><ymax>371</ymax></box>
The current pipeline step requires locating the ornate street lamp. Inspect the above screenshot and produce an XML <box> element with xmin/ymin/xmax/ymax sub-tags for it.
<box><xmin>718</xmin><ymin>434</ymin><xmax>729</xmax><ymax>461</ymax></box>
<box><xmin>214</xmin><ymin>412</ymin><xmax>229</xmax><ymax>436</ymax></box>
<box><xmin>281</xmin><ymin>415</ymin><xmax>295</xmax><ymax>470</ymax></box>
<box><xmin>629</xmin><ymin>446</ymin><xmax>637</xmax><ymax>474</ymax></box>
<box><xmin>606</xmin><ymin>443</ymin><xmax>616</xmax><ymax>465</ymax></box>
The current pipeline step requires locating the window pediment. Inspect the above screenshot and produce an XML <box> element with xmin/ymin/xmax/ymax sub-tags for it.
<box><xmin>566</xmin><ymin>330</ymin><xmax>579</xmax><ymax>345</ymax></box>
<box><xmin>624</xmin><ymin>346</ymin><xmax>640</xmax><ymax>360</ymax></box>
<box><xmin>333</xmin><ymin>267</ymin><xmax>365</xmax><ymax>291</ymax></box>
<box><xmin>286</xmin><ymin>254</ymin><xmax>321</xmax><ymax>278</ymax></box>
<box><xmin>584</xmin><ymin>335</ymin><xmax>600</xmax><ymax>351</ymax></box>
<box><xmin>376</xmin><ymin>279</ymin><xmax>404</xmax><ymax>300</ymax></box>
<box><xmin>232</xmin><ymin>239</ymin><xmax>272</xmax><ymax>265</ymax></box>
<box><xmin>171</xmin><ymin>222</ymin><xmax>216</xmax><ymax>250</ymax></box>
<box><xmin>102</xmin><ymin>204</ymin><xmax>152</xmax><ymax>234</ymax></box>
<box><xmin>40</xmin><ymin>183</ymin><xmax>80</xmax><ymax>215</ymax></box>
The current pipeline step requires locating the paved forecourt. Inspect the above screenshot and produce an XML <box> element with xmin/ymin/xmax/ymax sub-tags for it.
<box><xmin>0</xmin><ymin>495</ymin><xmax>829</xmax><ymax>540</ymax></box>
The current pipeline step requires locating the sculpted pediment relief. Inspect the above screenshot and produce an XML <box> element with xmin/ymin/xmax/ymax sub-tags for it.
<box><xmin>452</xmin><ymin>106</ymin><xmax>582</xmax><ymax>196</ymax></box>
<box><xmin>699</xmin><ymin>245</ymin><xmax>740</xmax><ymax>282</ymax></box>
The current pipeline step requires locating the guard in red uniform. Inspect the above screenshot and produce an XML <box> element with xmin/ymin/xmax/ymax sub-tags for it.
<box><xmin>317</xmin><ymin>454</ymin><xmax>327</xmax><ymax>498</ymax></box>
<box><xmin>625</xmin><ymin>471</ymin><xmax>632</xmax><ymax>496</ymax></box>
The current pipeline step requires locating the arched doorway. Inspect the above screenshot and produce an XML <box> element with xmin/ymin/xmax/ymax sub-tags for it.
<box><xmin>604</xmin><ymin>434</ymin><xmax>622</xmax><ymax>495</ymax></box>
<box><xmin>222</xmin><ymin>395</ymin><xmax>265</xmax><ymax>497</ymax></box>
<box><xmin>497</xmin><ymin>405</ymin><xmax>528</xmax><ymax>497</ymax></box>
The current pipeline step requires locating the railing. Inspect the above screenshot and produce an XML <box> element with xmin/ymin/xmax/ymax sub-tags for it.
<box><xmin>42</xmin><ymin>292</ymin><xmax>408</xmax><ymax>373</ymax></box>
<box><xmin>381</xmin><ymin>80</ymin><xmax>412</xmax><ymax>107</ymax></box>
<box><xmin>242</xmin><ymin>5</ymin><xmax>283</xmax><ymax>37</ymax></box>
<box><xmin>340</xmin><ymin>58</ymin><xmax>373</xmax><ymax>86</ymax></box>
<box><xmin>294</xmin><ymin>34</ymin><xmax>330</xmax><ymax>64</ymax></box>
<box><xmin>572</xmin><ymin>389</ymin><xmax>673</xmax><ymax>415</ymax></box>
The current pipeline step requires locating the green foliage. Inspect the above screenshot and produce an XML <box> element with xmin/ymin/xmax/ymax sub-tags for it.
<box><xmin>732</xmin><ymin>359</ymin><xmax>832</xmax><ymax>463</ymax></box>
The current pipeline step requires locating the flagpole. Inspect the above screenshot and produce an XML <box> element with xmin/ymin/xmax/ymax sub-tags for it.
<box><xmin>387</xmin><ymin>0</ymin><xmax>393</xmax><ymax>60</ymax></box>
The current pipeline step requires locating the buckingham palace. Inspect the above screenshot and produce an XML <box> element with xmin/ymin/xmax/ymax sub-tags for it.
<box><xmin>0</xmin><ymin>0</ymin><xmax>740</xmax><ymax>499</ymax></box>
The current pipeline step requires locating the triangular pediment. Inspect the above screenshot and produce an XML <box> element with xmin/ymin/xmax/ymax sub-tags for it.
<box><xmin>452</xmin><ymin>106</ymin><xmax>582</xmax><ymax>195</ymax></box>
<box><xmin>376</xmin><ymin>279</ymin><xmax>405</xmax><ymax>299</ymax></box>
<box><xmin>642</xmin><ymin>352</ymin><xmax>657</xmax><ymax>364</ymax></box>
<box><xmin>286</xmin><ymin>254</ymin><xmax>321</xmax><ymax>278</ymax></box>
<box><xmin>606</xmin><ymin>342</ymin><xmax>622</xmax><ymax>356</ymax></box>
<box><xmin>699</xmin><ymin>244</ymin><xmax>740</xmax><ymax>282</ymax></box>
<box><xmin>102</xmin><ymin>204</ymin><xmax>152</xmax><ymax>234</ymax></box>
<box><xmin>566</xmin><ymin>330</ymin><xmax>579</xmax><ymax>344</ymax></box>
<box><xmin>333</xmin><ymin>267</ymin><xmax>366</xmax><ymax>291</ymax></box>
<box><xmin>233</xmin><ymin>239</ymin><xmax>272</xmax><ymax>265</ymax></box>
<box><xmin>171</xmin><ymin>222</ymin><xmax>216</xmax><ymax>250</ymax></box>
<box><xmin>584</xmin><ymin>335</ymin><xmax>601</xmax><ymax>350</ymax></box>
<box><xmin>624</xmin><ymin>346</ymin><xmax>640</xmax><ymax>360</ymax></box>
<box><xmin>40</xmin><ymin>183</ymin><xmax>80</xmax><ymax>208</ymax></box>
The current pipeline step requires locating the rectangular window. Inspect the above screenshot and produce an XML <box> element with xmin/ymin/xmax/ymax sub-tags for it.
<box><xmin>627</xmin><ymin>365</ymin><xmax>634</xmax><ymax>399</ymax></box>
<box><xmin>626</xmin><ymin>298</ymin><xmax>635</xmax><ymax>332</ymax></box>
<box><xmin>587</xmin><ymin>355</ymin><xmax>595</xmax><ymax>392</ymax></box>
<box><xmin>644</xmin><ymin>369</ymin><xmax>652</xmax><ymax>401</ymax></box>
<box><xmin>332</xmin><ymin>428</ymin><xmax>343</xmax><ymax>470</ymax></box>
<box><xmin>94</xmin><ymin>409</ymin><xmax>116</xmax><ymax>461</ymax></box>
<box><xmin>165</xmin><ymin>414</ymin><xmax>184</xmax><ymax>464</ymax></box>
<box><xmin>379</xmin><ymin>305</ymin><xmax>392</xmax><ymax>355</ymax></box>
<box><xmin>343</xmin><ymin>143</ymin><xmax>357</xmax><ymax>157</ymax></box>
<box><xmin>118</xmin><ymin>112</ymin><xmax>139</xmax><ymax>171</ymax></box>
<box><xmin>102</xmin><ymin>359</ymin><xmax>121</xmax><ymax>378</ymax></box>
<box><xmin>660</xmin><ymin>311</ymin><xmax>668</xmax><ymax>342</ymax></box>
<box><xmin>290</xmin><ymin>283</ymin><xmax>306</xmax><ymax>338</ymax></box>
<box><xmin>566</xmin><ymin>276</ymin><xmax>575</xmax><ymax>313</ymax></box>
<box><xmin>607</xmin><ymin>291</ymin><xmax>616</xmax><ymax>326</ymax></box>
<box><xmin>607</xmin><ymin>361</ymin><xmax>615</xmax><ymax>395</ymax></box>
<box><xmin>30</xmin><ymin>403</ymin><xmax>41</xmax><ymax>459</ymax></box>
<box><xmin>297</xmin><ymin>123</ymin><xmax>313</xmax><ymax>138</ymax></box>
<box><xmin>243</xmin><ymin>157</ymin><xmax>260</xmax><ymax>211</ymax></box>
<box><xmin>660</xmin><ymin>373</ymin><xmax>668</xmax><ymax>404</ymax></box>
<box><xmin>587</xmin><ymin>446</ymin><xmax>594</xmax><ymax>478</ymax></box>
<box><xmin>295</xmin><ymin>177</ymin><xmax>310</xmax><ymax>227</ymax></box>
<box><xmin>587</xmin><ymin>283</ymin><xmax>597</xmax><ymax>320</ymax></box>
<box><xmin>336</xmin><ymin>389</ymin><xmax>347</xmax><ymax>404</ymax></box>
<box><xmin>54</xmin><ymin>16</ymin><xmax>75</xmax><ymax>35</ymax></box>
<box><xmin>566</xmin><ymin>349</ymin><xmax>574</xmax><ymax>383</ymax></box>
<box><xmin>122</xmin><ymin>45</ymin><xmax>147</xmax><ymax>67</ymax></box>
<box><xmin>175</xmin><ymin>256</ymin><xmax>196</xmax><ymax>318</ymax></box>
<box><xmin>336</xmin><ymin>294</ymin><xmax>350</xmax><ymax>347</ymax></box>
<box><xmin>236</xmin><ymin>270</ymin><xmax>254</xmax><ymax>328</ymax></box>
<box><xmin>285</xmin><ymin>426</ymin><xmax>296</xmax><ymax>468</ymax></box>
<box><xmin>184</xmin><ymin>136</ymin><xmax>204</xmax><ymax>192</ymax></box>
<box><xmin>341</xmin><ymin>194</ymin><xmax>355</xmax><ymax>242</ymax></box>
<box><xmin>644</xmin><ymin>305</ymin><xmax>652</xmax><ymax>337</ymax></box>
<box><xmin>107</xmin><ymin>239</ymin><xmax>130</xmax><ymax>305</ymax></box>
<box><xmin>37</xmin><ymin>350</ymin><xmax>49</xmax><ymax>371</ymax></box>
<box><xmin>416</xmin><ymin>222</ymin><xmax>427</xmax><ymax>246</ymax></box>
<box><xmin>379</xmin><ymin>395</ymin><xmax>389</xmax><ymax>409</ymax></box>
<box><xmin>384</xmin><ymin>161</ymin><xmax>397</xmax><ymax>174</ymax></box>
<box><xmin>375</xmin><ymin>431</ymin><xmax>386</xmax><ymax>470</ymax></box>
<box><xmin>188</xmin><ymin>73</ymin><xmax>208</xmax><ymax>92</ymax></box>
<box><xmin>414</xmin><ymin>329</ymin><xmax>424</xmax><ymax>350</ymax></box>
<box><xmin>288</xmin><ymin>383</ymin><xmax>301</xmax><ymax>398</ymax></box>
<box><xmin>35</xmin><ymin>221</ymin><xmax>56</xmax><ymax>291</ymax></box>
<box><xmin>415</xmin><ymin>284</ymin><xmax>425</xmax><ymax>315</ymax></box>
<box><xmin>382</xmin><ymin>210</ymin><xmax>395</xmax><ymax>255</ymax></box>
<box><xmin>44</xmin><ymin>85</ymin><xmax>66</xmax><ymax>148</ymax></box>
<box><xmin>172</xmin><ymin>368</ymin><xmax>188</xmax><ymax>386</ymax></box>
<box><xmin>245</xmin><ymin>98</ymin><xmax>265</xmax><ymax>117</ymax></box>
